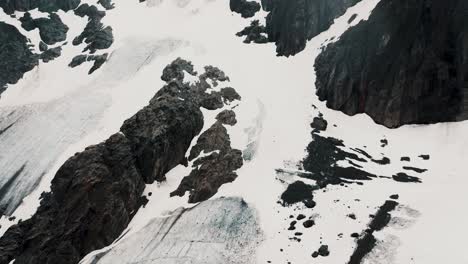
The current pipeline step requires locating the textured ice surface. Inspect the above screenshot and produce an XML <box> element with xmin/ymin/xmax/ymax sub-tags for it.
<box><xmin>85</xmin><ymin>197</ymin><xmax>262</xmax><ymax>264</ymax></box>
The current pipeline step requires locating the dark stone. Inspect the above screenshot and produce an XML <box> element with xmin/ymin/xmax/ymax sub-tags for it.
<box><xmin>392</xmin><ymin>172</ymin><xmax>422</xmax><ymax>183</ymax></box>
<box><xmin>236</xmin><ymin>20</ymin><xmax>269</xmax><ymax>44</ymax></box>
<box><xmin>400</xmin><ymin>156</ymin><xmax>410</xmax><ymax>162</ymax></box>
<box><xmin>73</xmin><ymin>4</ymin><xmax>113</xmax><ymax>54</ymax></box>
<box><xmin>40</xmin><ymin>46</ymin><xmax>62</xmax><ymax>63</ymax></box>
<box><xmin>296</xmin><ymin>214</ymin><xmax>306</xmax><ymax>220</ymax></box>
<box><xmin>312</xmin><ymin>245</ymin><xmax>330</xmax><ymax>258</ymax></box>
<box><xmin>347</xmin><ymin>213</ymin><xmax>356</xmax><ymax>220</ymax></box>
<box><xmin>230</xmin><ymin>0</ymin><xmax>261</xmax><ymax>18</ymax></box>
<box><xmin>98</xmin><ymin>0</ymin><xmax>114</xmax><ymax>9</ymax></box>
<box><xmin>419</xmin><ymin>154</ymin><xmax>430</xmax><ymax>160</ymax></box>
<box><xmin>303</xmin><ymin>219</ymin><xmax>315</xmax><ymax>228</ymax></box>
<box><xmin>261</xmin><ymin>0</ymin><xmax>362</xmax><ymax>56</ymax></box>
<box><xmin>315</xmin><ymin>0</ymin><xmax>468</xmax><ymax>127</ymax></box>
<box><xmin>302</xmin><ymin>133</ymin><xmax>375</xmax><ymax>188</ymax></box>
<box><xmin>389</xmin><ymin>194</ymin><xmax>399</xmax><ymax>200</ymax></box>
<box><xmin>310</xmin><ymin>116</ymin><xmax>328</xmax><ymax>131</ymax></box>
<box><xmin>380</xmin><ymin>139</ymin><xmax>388</xmax><ymax>147</ymax></box>
<box><xmin>88</xmin><ymin>53</ymin><xmax>108</xmax><ymax>74</ymax></box>
<box><xmin>38</xmin><ymin>41</ymin><xmax>48</xmax><ymax>52</ymax></box>
<box><xmin>68</xmin><ymin>54</ymin><xmax>88</xmax><ymax>68</ymax></box>
<box><xmin>20</xmin><ymin>12</ymin><xmax>69</xmax><ymax>45</ymax></box>
<box><xmin>318</xmin><ymin>245</ymin><xmax>330</xmax><ymax>256</ymax></box>
<box><xmin>0</xmin><ymin>22</ymin><xmax>38</xmax><ymax>96</ymax></box>
<box><xmin>348</xmin><ymin>200</ymin><xmax>398</xmax><ymax>264</ymax></box>
<box><xmin>372</xmin><ymin>156</ymin><xmax>390</xmax><ymax>165</ymax></box>
<box><xmin>348</xmin><ymin>13</ymin><xmax>357</xmax><ymax>23</ymax></box>
<box><xmin>402</xmin><ymin>166</ymin><xmax>427</xmax><ymax>173</ymax></box>
<box><xmin>68</xmin><ymin>53</ymin><xmax>108</xmax><ymax>74</ymax></box>
<box><xmin>216</xmin><ymin>110</ymin><xmax>237</xmax><ymax>126</ymax></box>
<box><xmin>0</xmin><ymin>0</ymin><xmax>80</xmax><ymax>14</ymax></box>
<box><xmin>280</xmin><ymin>181</ymin><xmax>315</xmax><ymax>206</ymax></box>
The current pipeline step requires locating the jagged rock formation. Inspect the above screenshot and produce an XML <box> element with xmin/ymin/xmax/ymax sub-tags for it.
<box><xmin>261</xmin><ymin>0</ymin><xmax>361</xmax><ymax>56</ymax></box>
<box><xmin>171</xmin><ymin>110</ymin><xmax>243</xmax><ymax>203</ymax></box>
<box><xmin>20</xmin><ymin>12</ymin><xmax>69</xmax><ymax>45</ymax></box>
<box><xmin>84</xmin><ymin>197</ymin><xmax>262</xmax><ymax>264</ymax></box>
<box><xmin>236</xmin><ymin>20</ymin><xmax>269</xmax><ymax>44</ymax></box>
<box><xmin>73</xmin><ymin>3</ymin><xmax>113</xmax><ymax>54</ymax></box>
<box><xmin>0</xmin><ymin>22</ymin><xmax>38</xmax><ymax>95</ymax></box>
<box><xmin>0</xmin><ymin>0</ymin><xmax>80</xmax><ymax>14</ymax></box>
<box><xmin>0</xmin><ymin>0</ymin><xmax>113</xmax><ymax>94</ymax></box>
<box><xmin>40</xmin><ymin>46</ymin><xmax>62</xmax><ymax>62</ymax></box>
<box><xmin>230</xmin><ymin>0</ymin><xmax>261</xmax><ymax>18</ymax></box>
<box><xmin>315</xmin><ymin>0</ymin><xmax>468</xmax><ymax>127</ymax></box>
<box><xmin>68</xmin><ymin>53</ymin><xmax>108</xmax><ymax>74</ymax></box>
<box><xmin>0</xmin><ymin>58</ymin><xmax>240</xmax><ymax>264</ymax></box>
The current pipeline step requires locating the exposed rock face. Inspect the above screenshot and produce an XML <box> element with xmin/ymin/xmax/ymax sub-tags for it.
<box><xmin>0</xmin><ymin>0</ymin><xmax>80</xmax><ymax>14</ymax></box>
<box><xmin>171</xmin><ymin>110</ymin><xmax>243</xmax><ymax>203</ymax></box>
<box><xmin>236</xmin><ymin>20</ymin><xmax>269</xmax><ymax>44</ymax></box>
<box><xmin>20</xmin><ymin>12</ymin><xmax>69</xmax><ymax>45</ymax></box>
<box><xmin>0</xmin><ymin>134</ymin><xmax>146</xmax><ymax>264</ymax></box>
<box><xmin>84</xmin><ymin>197</ymin><xmax>262</xmax><ymax>264</ymax></box>
<box><xmin>261</xmin><ymin>0</ymin><xmax>361</xmax><ymax>56</ymax></box>
<box><xmin>315</xmin><ymin>0</ymin><xmax>468</xmax><ymax>127</ymax></box>
<box><xmin>230</xmin><ymin>0</ymin><xmax>261</xmax><ymax>18</ymax></box>
<box><xmin>0</xmin><ymin>22</ymin><xmax>38</xmax><ymax>95</ymax></box>
<box><xmin>69</xmin><ymin>54</ymin><xmax>109</xmax><ymax>73</ymax></box>
<box><xmin>0</xmin><ymin>58</ymin><xmax>240</xmax><ymax>264</ymax></box>
<box><xmin>40</xmin><ymin>46</ymin><xmax>62</xmax><ymax>62</ymax></box>
<box><xmin>73</xmin><ymin>4</ymin><xmax>113</xmax><ymax>54</ymax></box>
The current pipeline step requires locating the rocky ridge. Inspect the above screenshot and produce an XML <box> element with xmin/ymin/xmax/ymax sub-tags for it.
<box><xmin>0</xmin><ymin>58</ymin><xmax>241</xmax><ymax>264</ymax></box>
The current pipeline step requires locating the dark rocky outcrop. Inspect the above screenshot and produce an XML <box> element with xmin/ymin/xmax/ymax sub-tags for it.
<box><xmin>236</xmin><ymin>20</ymin><xmax>269</xmax><ymax>44</ymax></box>
<box><xmin>69</xmin><ymin>53</ymin><xmax>108</xmax><ymax>74</ymax></box>
<box><xmin>261</xmin><ymin>0</ymin><xmax>362</xmax><ymax>56</ymax></box>
<box><xmin>0</xmin><ymin>0</ymin><xmax>80</xmax><ymax>14</ymax></box>
<box><xmin>312</xmin><ymin>245</ymin><xmax>330</xmax><ymax>258</ymax></box>
<box><xmin>171</xmin><ymin>110</ymin><xmax>243</xmax><ymax>203</ymax></box>
<box><xmin>230</xmin><ymin>0</ymin><xmax>261</xmax><ymax>18</ymax></box>
<box><xmin>310</xmin><ymin>116</ymin><xmax>328</xmax><ymax>132</ymax></box>
<box><xmin>73</xmin><ymin>4</ymin><xmax>113</xmax><ymax>54</ymax></box>
<box><xmin>40</xmin><ymin>46</ymin><xmax>62</xmax><ymax>62</ymax></box>
<box><xmin>348</xmin><ymin>200</ymin><xmax>398</xmax><ymax>264</ymax></box>
<box><xmin>280</xmin><ymin>181</ymin><xmax>315</xmax><ymax>207</ymax></box>
<box><xmin>315</xmin><ymin>0</ymin><xmax>468</xmax><ymax>127</ymax></box>
<box><xmin>0</xmin><ymin>59</ymin><xmax>239</xmax><ymax>264</ymax></box>
<box><xmin>0</xmin><ymin>22</ymin><xmax>38</xmax><ymax>95</ymax></box>
<box><xmin>98</xmin><ymin>0</ymin><xmax>114</xmax><ymax>10</ymax></box>
<box><xmin>20</xmin><ymin>12</ymin><xmax>69</xmax><ymax>45</ymax></box>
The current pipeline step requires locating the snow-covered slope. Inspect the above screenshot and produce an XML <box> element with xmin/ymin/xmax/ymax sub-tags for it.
<box><xmin>0</xmin><ymin>0</ymin><xmax>467</xmax><ymax>263</ymax></box>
